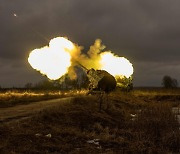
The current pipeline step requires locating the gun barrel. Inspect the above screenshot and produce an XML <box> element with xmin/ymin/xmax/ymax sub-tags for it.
<box><xmin>75</xmin><ymin>61</ymin><xmax>88</xmax><ymax>71</ymax></box>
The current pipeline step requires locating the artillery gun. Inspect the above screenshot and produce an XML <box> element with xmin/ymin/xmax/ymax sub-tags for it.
<box><xmin>76</xmin><ymin>62</ymin><xmax>117</xmax><ymax>93</ymax></box>
<box><xmin>116</xmin><ymin>76</ymin><xmax>133</xmax><ymax>91</ymax></box>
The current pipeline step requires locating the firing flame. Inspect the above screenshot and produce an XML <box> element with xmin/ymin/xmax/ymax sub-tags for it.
<box><xmin>100</xmin><ymin>52</ymin><xmax>133</xmax><ymax>78</ymax></box>
<box><xmin>28</xmin><ymin>36</ymin><xmax>134</xmax><ymax>81</ymax></box>
<box><xmin>28</xmin><ymin>37</ymin><xmax>75</xmax><ymax>80</ymax></box>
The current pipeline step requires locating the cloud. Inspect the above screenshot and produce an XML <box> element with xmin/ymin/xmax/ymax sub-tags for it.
<box><xmin>0</xmin><ymin>0</ymin><xmax>180</xmax><ymax>86</ymax></box>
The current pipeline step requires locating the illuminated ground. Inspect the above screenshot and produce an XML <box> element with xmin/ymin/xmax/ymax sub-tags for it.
<box><xmin>0</xmin><ymin>97</ymin><xmax>73</xmax><ymax>123</ymax></box>
<box><xmin>0</xmin><ymin>89</ymin><xmax>179</xmax><ymax>153</ymax></box>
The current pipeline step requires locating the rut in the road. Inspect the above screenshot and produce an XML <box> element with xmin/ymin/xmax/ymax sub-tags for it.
<box><xmin>0</xmin><ymin>97</ymin><xmax>73</xmax><ymax>123</ymax></box>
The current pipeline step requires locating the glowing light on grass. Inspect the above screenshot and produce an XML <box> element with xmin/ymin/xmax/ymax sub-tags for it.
<box><xmin>28</xmin><ymin>37</ymin><xmax>75</xmax><ymax>80</ymax></box>
<box><xmin>100</xmin><ymin>52</ymin><xmax>133</xmax><ymax>78</ymax></box>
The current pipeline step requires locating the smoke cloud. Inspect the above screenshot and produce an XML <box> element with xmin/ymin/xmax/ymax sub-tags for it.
<box><xmin>28</xmin><ymin>37</ymin><xmax>133</xmax><ymax>81</ymax></box>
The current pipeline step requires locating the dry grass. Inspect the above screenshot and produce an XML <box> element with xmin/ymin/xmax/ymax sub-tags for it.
<box><xmin>0</xmin><ymin>89</ymin><xmax>87</xmax><ymax>107</ymax></box>
<box><xmin>0</xmin><ymin>89</ymin><xmax>179</xmax><ymax>153</ymax></box>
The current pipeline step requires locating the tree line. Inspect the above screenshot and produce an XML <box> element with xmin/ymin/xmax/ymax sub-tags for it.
<box><xmin>162</xmin><ymin>75</ymin><xmax>178</xmax><ymax>88</ymax></box>
<box><xmin>24</xmin><ymin>75</ymin><xmax>178</xmax><ymax>90</ymax></box>
<box><xmin>0</xmin><ymin>75</ymin><xmax>178</xmax><ymax>90</ymax></box>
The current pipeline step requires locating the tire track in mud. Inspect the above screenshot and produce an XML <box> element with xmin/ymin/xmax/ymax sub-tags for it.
<box><xmin>0</xmin><ymin>97</ymin><xmax>73</xmax><ymax>123</ymax></box>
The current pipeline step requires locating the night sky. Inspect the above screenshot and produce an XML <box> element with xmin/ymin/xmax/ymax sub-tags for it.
<box><xmin>1</xmin><ymin>0</ymin><xmax>180</xmax><ymax>87</ymax></box>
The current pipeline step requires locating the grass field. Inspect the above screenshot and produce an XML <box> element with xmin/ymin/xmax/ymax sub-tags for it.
<box><xmin>0</xmin><ymin>89</ymin><xmax>86</xmax><ymax>108</ymax></box>
<box><xmin>0</xmin><ymin>88</ymin><xmax>179</xmax><ymax>153</ymax></box>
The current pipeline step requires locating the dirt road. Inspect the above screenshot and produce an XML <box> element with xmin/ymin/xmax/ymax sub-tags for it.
<box><xmin>0</xmin><ymin>97</ymin><xmax>73</xmax><ymax>123</ymax></box>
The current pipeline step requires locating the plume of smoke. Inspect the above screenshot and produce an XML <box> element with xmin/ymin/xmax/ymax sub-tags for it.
<box><xmin>71</xmin><ymin>39</ymin><xmax>105</xmax><ymax>68</ymax></box>
<box><xmin>66</xmin><ymin>39</ymin><xmax>106</xmax><ymax>80</ymax></box>
<box><xmin>28</xmin><ymin>36</ymin><xmax>133</xmax><ymax>82</ymax></box>
<box><xmin>67</xmin><ymin>38</ymin><xmax>133</xmax><ymax>81</ymax></box>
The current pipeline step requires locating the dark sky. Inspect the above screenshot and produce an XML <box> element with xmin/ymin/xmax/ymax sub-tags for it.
<box><xmin>0</xmin><ymin>0</ymin><xmax>180</xmax><ymax>87</ymax></box>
